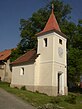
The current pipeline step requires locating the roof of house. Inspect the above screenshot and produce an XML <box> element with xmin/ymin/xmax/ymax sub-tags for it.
<box><xmin>11</xmin><ymin>49</ymin><xmax>37</xmax><ymax>65</ymax></box>
<box><xmin>36</xmin><ymin>6</ymin><xmax>67</xmax><ymax>38</ymax></box>
<box><xmin>0</xmin><ymin>49</ymin><xmax>11</xmax><ymax>61</ymax></box>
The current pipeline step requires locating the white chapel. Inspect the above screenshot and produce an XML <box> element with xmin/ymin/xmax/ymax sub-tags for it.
<box><xmin>11</xmin><ymin>6</ymin><xmax>68</xmax><ymax>96</ymax></box>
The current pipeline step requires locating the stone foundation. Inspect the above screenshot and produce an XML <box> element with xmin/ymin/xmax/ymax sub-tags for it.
<box><xmin>64</xmin><ymin>87</ymin><xmax>68</xmax><ymax>95</ymax></box>
<box><xmin>10</xmin><ymin>84</ymin><xmax>68</xmax><ymax>96</ymax></box>
<box><xmin>26</xmin><ymin>85</ymin><xmax>34</xmax><ymax>92</ymax></box>
<box><xmin>34</xmin><ymin>86</ymin><xmax>58</xmax><ymax>96</ymax></box>
<box><xmin>10</xmin><ymin>84</ymin><xmax>22</xmax><ymax>89</ymax></box>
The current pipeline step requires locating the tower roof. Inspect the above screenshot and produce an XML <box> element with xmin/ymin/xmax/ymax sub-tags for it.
<box><xmin>36</xmin><ymin>5</ymin><xmax>61</xmax><ymax>36</ymax></box>
<box><xmin>43</xmin><ymin>6</ymin><xmax>61</xmax><ymax>32</ymax></box>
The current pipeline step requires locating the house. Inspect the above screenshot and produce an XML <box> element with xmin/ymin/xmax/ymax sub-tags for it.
<box><xmin>0</xmin><ymin>49</ymin><xmax>12</xmax><ymax>82</ymax></box>
<box><xmin>11</xmin><ymin>7</ymin><xmax>68</xmax><ymax>96</ymax></box>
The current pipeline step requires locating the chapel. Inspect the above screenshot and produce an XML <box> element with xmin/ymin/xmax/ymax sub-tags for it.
<box><xmin>11</xmin><ymin>5</ymin><xmax>68</xmax><ymax>96</ymax></box>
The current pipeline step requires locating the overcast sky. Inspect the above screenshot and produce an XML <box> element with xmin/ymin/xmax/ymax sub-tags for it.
<box><xmin>0</xmin><ymin>0</ymin><xmax>82</xmax><ymax>51</ymax></box>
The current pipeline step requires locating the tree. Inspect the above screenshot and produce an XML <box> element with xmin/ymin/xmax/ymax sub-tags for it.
<box><xmin>11</xmin><ymin>0</ymin><xmax>71</xmax><ymax>61</ymax></box>
<box><xmin>10</xmin><ymin>44</ymin><xmax>24</xmax><ymax>62</ymax></box>
<box><xmin>73</xmin><ymin>19</ymin><xmax>82</xmax><ymax>50</ymax></box>
<box><xmin>19</xmin><ymin>0</ymin><xmax>71</xmax><ymax>51</ymax></box>
<box><xmin>68</xmin><ymin>47</ymin><xmax>82</xmax><ymax>85</ymax></box>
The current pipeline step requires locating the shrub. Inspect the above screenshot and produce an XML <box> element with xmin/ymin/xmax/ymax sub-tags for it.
<box><xmin>50</xmin><ymin>97</ymin><xmax>62</xmax><ymax>104</ymax></box>
<box><xmin>36</xmin><ymin>103</ymin><xmax>65</xmax><ymax>109</ymax></box>
<box><xmin>64</xmin><ymin>93</ymin><xmax>76</xmax><ymax>104</ymax></box>
<box><xmin>36</xmin><ymin>90</ymin><xmax>39</xmax><ymax>93</ymax></box>
<box><xmin>21</xmin><ymin>86</ymin><xmax>26</xmax><ymax>90</ymax></box>
<box><xmin>14</xmin><ymin>86</ymin><xmax>19</xmax><ymax>89</ymax></box>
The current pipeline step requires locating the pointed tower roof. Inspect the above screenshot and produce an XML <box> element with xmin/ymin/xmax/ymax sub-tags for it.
<box><xmin>43</xmin><ymin>4</ymin><xmax>61</xmax><ymax>32</ymax></box>
<box><xmin>36</xmin><ymin>4</ymin><xmax>67</xmax><ymax>38</ymax></box>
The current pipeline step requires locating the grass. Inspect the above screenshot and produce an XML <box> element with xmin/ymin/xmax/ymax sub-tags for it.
<box><xmin>0</xmin><ymin>81</ymin><xmax>82</xmax><ymax>109</ymax></box>
<box><xmin>0</xmin><ymin>82</ymin><xmax>52</xmax><ymax>106</ymax></box>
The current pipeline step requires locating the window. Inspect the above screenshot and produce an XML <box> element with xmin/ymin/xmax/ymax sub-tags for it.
<box><xmin>20</xmin><ymin>67</ymin><xmax>24</xmax><ymax>75</ymax></box>
<box><xmin>44</xmin><ymin>38</ymin><xmax>47</xmax><ymax>47</ymax></box>
<box><xmin>59</xmin><ymin>39</ymin><xmax>62</xmax><ymax>45</ymax></box>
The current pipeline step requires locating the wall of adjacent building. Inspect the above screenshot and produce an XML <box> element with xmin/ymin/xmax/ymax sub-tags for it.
<box><xmin>0</xmin><ymin>64</ymin><xmax>4</xmax><ymax>81</ymax></box>
<box><xmin>0</xmin><ymin>59</ymin><xmax>11</xmax><ymax>82</ymax></box>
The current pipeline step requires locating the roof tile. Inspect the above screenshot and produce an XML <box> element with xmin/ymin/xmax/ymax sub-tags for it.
<box><xmin>36</xmin><ymin>9</ymin><xmax>61</xmax><ymax>36</ymax></box>
<box><xmin>0</xmin><ymin>49</ymin><xmax>11</xmax><ymax>61</ymax></box>
<box><xmin>11</xmin><ymin>49</ymin><xmax>36</xmax><ymax>65</ymax></box>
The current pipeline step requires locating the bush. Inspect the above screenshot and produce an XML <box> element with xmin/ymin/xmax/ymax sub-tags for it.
<box><xmin>64</xmin><ymin>93</ymin><xmax>76</xmax><ymax>104</ymax></box>
<box><xmin>21</xmin><ymin>86</ymin><xmax>26</xmax><ymax>90</ymax></box>
<box><xmin>36</xmin><ymin>90</ymin><xmax>39</xmax><ymax>93</ymax></box>
<box><xmin>50</xmin><ymin>97</ymin><xmax>62</xmax><ymax>104</ymax></box>
<box><xmin>36</xmin><ymin>103</ymin><xmax>65</xmax><ymax>109</ymax></box>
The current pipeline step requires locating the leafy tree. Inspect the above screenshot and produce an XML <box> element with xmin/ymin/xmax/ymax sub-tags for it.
<box><xmin>73</xmin><ymin>19</ymin><xmax>82</xmax><ymax>50</ymax></box>
<box><xmin>61</xmin><ymin>21</ymin><xmax>77</xmax><ymax>47</ymax></box>
<box><xmin>19</xmin><ymin>0</ymin><xmax>71</xmax><ymax>51</ymax></box>
<box><xmin>67</xmin><ymin>19</ymin><xmax>82</xmax><ymax>87</ymax></box>
<box><xmin>11</xmin><ymin>0</ymin><xmax>71</xmax><ymax>61</ymax></box>
<box><xmin>10</xmin><ymin>44</ymin><xmax>24</xmax><ymax>62</ymax></box>
<box><xmin>68</xmin><ymin>47</ymin><xmax>82</xmax><ymax>85</ymax></box>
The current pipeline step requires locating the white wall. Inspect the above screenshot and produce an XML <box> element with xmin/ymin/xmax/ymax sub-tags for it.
<box><xmin>37</xmin><ymin>33</ymin><xmax>54</xmax><ymax>62</ymax></box>
<box><xmin>53</xmin><ymin>32</ymin><xmax>67</xmax><ymax>65</ymax></box>
<box><xmin>11</xmin><ymin>63</ymin><xmax>35</xmax><ymax>86</ymax></box>
<box><xmin>37</xmin><ymin>31</ymin><xmax>67</xmax><ymax>95</ymax></box>
<box><xmin>37</xmin><ymin>33</ymin><xmax>55</xmax><ymax>87</ymax></box>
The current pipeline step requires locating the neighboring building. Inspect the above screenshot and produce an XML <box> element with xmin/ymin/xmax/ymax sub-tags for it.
<box><xmin>11</xmin><ymin>7</ymin><xmax>68</xmax><ymax>96</ymax></box>
<box><xmin>0</xmin><ymin>49</ymin><xmax>12</xmax><ymax>82</ymax></box>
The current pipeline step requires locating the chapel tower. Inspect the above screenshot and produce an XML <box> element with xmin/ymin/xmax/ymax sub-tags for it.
<box><xmin>36</xmin><ymin>4</ymin><xmax>68</xmax><ymax>96</ymax></box>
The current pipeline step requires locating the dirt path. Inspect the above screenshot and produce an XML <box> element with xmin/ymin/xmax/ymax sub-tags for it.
<box><xmin>0</xmin><ymin>88</ymin><xmax>35</xmax><ymax>109</ymax></box>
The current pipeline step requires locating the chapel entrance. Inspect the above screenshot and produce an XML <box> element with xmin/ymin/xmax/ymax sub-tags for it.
<box><xmin>58</xmin><ymin>72</ymin><xmax>64</xmax><ymax>95</ymax></box>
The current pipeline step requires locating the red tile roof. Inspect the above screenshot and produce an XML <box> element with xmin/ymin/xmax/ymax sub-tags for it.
<box><xmin>11</xmin><ymin>49</ymin><xmax>36</xmax><ymax>65</ymax></box>
<box><xmin>0</xmin><ymin>49</ymin><xmax>11</xmax><ymax>61</ymax></box>
<box><xmin>36</xmin><ymin>8</ymin><xmax>61</xmax><ymax>36</ymax></box>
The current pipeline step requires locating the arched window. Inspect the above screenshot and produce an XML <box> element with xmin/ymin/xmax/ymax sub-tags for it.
<box><xmin>44</xmin><ymin>38</ymin><xmax>47</xmax><ymax>47</ymax></box>
<box><xmin>20</xmin><ymin>67</ymin><xmax>24</xmax><ymax>75</ymax></box>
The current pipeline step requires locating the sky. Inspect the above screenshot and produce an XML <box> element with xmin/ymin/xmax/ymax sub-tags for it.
<box><xmin>0</xmin><ymin>0</ymin><xmax>82</xmax><ymax>51</ymax></box>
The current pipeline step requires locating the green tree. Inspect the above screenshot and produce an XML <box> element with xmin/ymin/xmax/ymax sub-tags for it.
<box><xmin>73</xmin><ymin>19</ymin><xmax>82</xmax><ymax>50</ymax></box>
<box><xmin>68</xmin><ymin>47</ymin><xmax>82</xmax><ymax>86</ymax></box>
<box><xmin>67</xmin><ymin>20</ymin><xmax>82</xmax><ymax>87</ymax></box>
<box><xmin>19</xmin><ymin>0</ymin><xmax>71</xmax><ymax>52</ymax></box>
<box><xmin>11</xmin><ymin>0</ymin><xmax>71</xmax><ymax>61</ymax></box>
<box><xmin>10</xmin><ymin>44</ymin><xmax>24</xmax><ymax>62</ymax></box>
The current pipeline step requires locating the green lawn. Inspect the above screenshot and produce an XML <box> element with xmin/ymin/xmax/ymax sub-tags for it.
<box><xmin>0</xmin><ymin>81</ymin><xmax>82</xmax><ymax>109</ymax></box>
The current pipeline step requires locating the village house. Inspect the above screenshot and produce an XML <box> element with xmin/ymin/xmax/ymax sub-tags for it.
<box><xmin>11</xmin><ymin>7</ymin><xmax>68</xmax><ymax>96</ymax></box>
<box><xmin>0</xmin><ymin>49</ymin><xmax>12</xmax><ymax>82</ymax></box>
